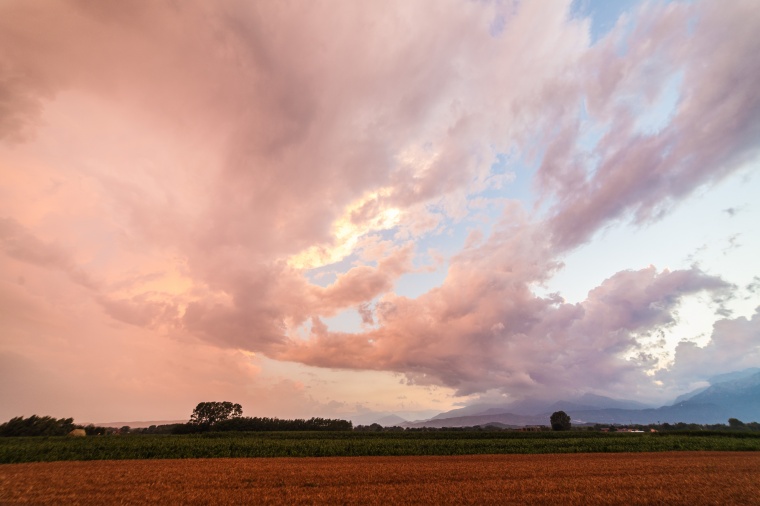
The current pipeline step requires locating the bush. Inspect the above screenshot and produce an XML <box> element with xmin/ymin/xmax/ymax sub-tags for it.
<box><xmin>0</xmin><ymin>415</ymin><xmax>76</xmax><ymax>437</ymax></box>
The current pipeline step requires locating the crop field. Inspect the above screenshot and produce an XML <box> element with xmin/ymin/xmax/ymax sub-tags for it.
<box><xmin>2</xmin><ymin>452</ymin><xmax>759</xmax><ymax>504</ymax></box>
<box><xmin>2</xmin><ymin>431</ymin><xmax>759</xmax><ymax>463</ymax></box>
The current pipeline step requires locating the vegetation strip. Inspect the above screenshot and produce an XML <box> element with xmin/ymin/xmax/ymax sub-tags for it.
<box><xmin>2</xmin><ymin>431</ymin><xmax>759</xmax><ymax>463</ymax></box>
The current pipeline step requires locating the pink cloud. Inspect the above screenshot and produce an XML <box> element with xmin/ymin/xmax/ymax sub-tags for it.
<box><xmin>0</xmin><ymin>217</ymin><xmax>97</xmax><ymax>289</ymax></box>
<box><xmin>283</xmin><ymin>231</ymin><xmax>731</xmax><ymax>398</ymax></box>
<box><xmin>0</xmin><ymin>0</ymin><xmax>758</xmax><ymax>420</ymax></box>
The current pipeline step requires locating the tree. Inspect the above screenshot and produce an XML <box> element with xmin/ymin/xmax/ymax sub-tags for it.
<box><xmin>728</xmin><ymin>418</ymin><xmax>746</xmax><ymax>429</ymax></box>
<box><xmin>189</xmin><ymin>401</ymin><xmax>243</xmax><ymax>428</ymax></box>
<box><xmin>550</xmin><ymin>411</ymin><xmax>571</xmax><ymax>431</ymax></box>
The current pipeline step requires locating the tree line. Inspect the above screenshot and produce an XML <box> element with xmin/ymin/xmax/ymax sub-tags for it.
<box><xmin>166</xmin><ymin>401</ymin><xmax>352</xmax><ymax>433</ymax></box>
<box><xmin>2</xmin><ymin>403</ymin><xmax>758</xmax><ymax>436</ymax></box>
<box><xmin>173</xmin><ymin>416</ymin><xmax>352</xmax><ymax>433</ymax></box>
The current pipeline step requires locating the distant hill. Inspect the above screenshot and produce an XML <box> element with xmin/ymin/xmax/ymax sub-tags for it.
<box><xmin>350</xmin><ymin>412</ymin><xmax>396</xmax><ymax>426</ymax></box>
<box><xmin>402</xmin><ymin>412</ymin><xmax>544</xmax><ymax>429</ymax></box>
<box><xmin>372</xmin><ymin>414</ymin><xmax>407</xmax><ymax>427</ymax></box>
<box><xmin>404</xmin><ymin>369</ymin><xmax>760</xmax><ymax>428</ymax></box>
<box><xmin>561</xmin><ymin>371</ymin><xmax>760</xmax><ymax>425</ymax></box>
<box><xmin>418</xmin><ymin>393</ymin><xmax>654</xmax><ymax>427</ymax></box>
<box><xmin>428</xmin><ymin>404</ymin><xmax>508</xmax><ymax>421</ymax></box>
<box><xmin>564</xmin><ymin>404</ymin><xmax>722</xmax><ymax>425</ymax></box>
<box><xmin>709</xmin><ymin>368</ymin><xmax>760</xmax><ymax>385</ymax></box>
<box><xmin>545</xmin><ymin>393</ymin><xmax>653</xmax><ymax>413</ymax></box>
<box><xmin>670</xmin><ymin>387</ymin><xmax>709</xmax><ymax>405</ymax></box>
<box><xmin>349</xmin><ymin>411</ymin><xmax>438</xmax><ymax>427</ymax></box>
<box><xmin>576</xmin><ymin>393</ymin><xmax>654</xmax><ymax>410</ymax></box>
<box><xmin>670</xmin><ymin>368</ymin><xmax>760</xmax><ymax>406</ymax></box>
<box><xmin>680</xmin><ymin>370</ymin><xmax>760</xmax><ymax>422</ymax></box>
<box><xmin>94</xmin><ymin>420</ymin><xmax>186</xmax><ymax>429</ymax></box>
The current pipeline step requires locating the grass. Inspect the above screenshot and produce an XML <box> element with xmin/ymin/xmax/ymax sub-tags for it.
<box><xmin>2</xmin><ymin>431</ymin><xmax>759</xmax><ymax>463</ymax></box>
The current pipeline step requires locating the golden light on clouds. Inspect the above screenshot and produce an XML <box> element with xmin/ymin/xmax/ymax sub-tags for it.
<box><xmin>287</xmin><ymin>188</ymin><xmax>402</xmax><ymax>270</ymax></box>
<box><xmin>1</xmin><ymin>0</ymin><xmax>759</xmax><ymax>424</ymax></box>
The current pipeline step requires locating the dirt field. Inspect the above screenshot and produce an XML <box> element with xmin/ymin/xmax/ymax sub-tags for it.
<box><xmin>2</xmin><ymin>452</ymin><xmax>758</xmax><ymax>504</ymax></box>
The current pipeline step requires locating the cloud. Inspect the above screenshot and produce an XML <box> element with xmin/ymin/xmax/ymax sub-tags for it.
<box><xmin>537</xmin><ymin>0</ymin><xmax>760</xmax><ymax>251</ymax></box>
<box><xmin>283</xmin><ymin>245</ymin><xmax>730</xmax><ymax>398</ymax></box>
<box><xmin>0</xmin><ymin>217</ymin><xmax>97</xmax><ymax>289</ymax></box>
<box><xmin>0</xmin><ymin>0</ymin><xmax>758</xmax><ymax>419</ymax></box>
<box><xmin>98</xmin><ymin>295</ymin><xmax>180</xmax><ymax>329</ymax></box>
<box><xmin>658</xmin><ymin>306</ymin><xmax>760</xmax><ymax>388</ymax></box>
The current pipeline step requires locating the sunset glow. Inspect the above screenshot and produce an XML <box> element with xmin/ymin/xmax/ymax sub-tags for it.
<box><xmin>1</xmin><ymin>0</ymin><xmax>758</xmax><ymax>424</ymax></box>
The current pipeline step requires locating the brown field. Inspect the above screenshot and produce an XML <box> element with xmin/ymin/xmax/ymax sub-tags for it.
<box><xmin>2</xmin><ymin>452</ymin><xmax>759</xmax><ymax>505</ymax></box>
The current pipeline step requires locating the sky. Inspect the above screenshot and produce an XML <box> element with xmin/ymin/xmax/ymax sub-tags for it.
<box><xmin>1</xmin><ymin>0</ymin><xmax>759</xmax><ymax>424</ymax></box>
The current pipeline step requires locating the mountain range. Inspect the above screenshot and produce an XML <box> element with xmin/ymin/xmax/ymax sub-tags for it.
<box><xmin>382</xmin><ymin>368</ymin><xmax>760</xmax><ymax>428</ymax></box>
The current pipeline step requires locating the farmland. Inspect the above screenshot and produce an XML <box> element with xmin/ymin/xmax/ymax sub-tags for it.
<box><xmin>2</xmin><ymin>430</ymin><xmax>759</xmax><ymax>463</ymax></box>
<box><xmin>2</xmin><ymin>452</ymin><xmax>759</xmax><ymax>504</ymax></box>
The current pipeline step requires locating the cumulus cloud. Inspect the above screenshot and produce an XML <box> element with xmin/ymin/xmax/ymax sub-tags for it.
<box><xmin>0</xmin><ymin>0</ymin><xmax>758</xmax><ymax>419</ymax></box>
<box><xmin>658</xmin><ymin>307</ymin><xmax>760</xmax><ymax>391</ymax></box>
<box><xmin>283</xmin><ymin>258</ymin><xmax>729</xmax><ymax>399</ymax></box>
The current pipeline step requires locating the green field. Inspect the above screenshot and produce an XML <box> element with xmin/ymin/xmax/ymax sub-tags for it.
<box><xmin>2</xmin><ymin>431</ymin><xmax>760</xmax><ymax>463</ymax></box>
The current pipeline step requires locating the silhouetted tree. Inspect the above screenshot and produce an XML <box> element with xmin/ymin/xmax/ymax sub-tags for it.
<box><xmin>189</xmin><ymin>401</ymin><xmax>243</xmax><ymax>429</ymax></box>
<box><xmin>550</xmin><ymin>410</ymin><xmax>571</xmax><ymax>431</ymax></box>
<box><xmin>728</xmin><ymin>418</ymin><xmax>746</xmax><ymax>429</ymax></box>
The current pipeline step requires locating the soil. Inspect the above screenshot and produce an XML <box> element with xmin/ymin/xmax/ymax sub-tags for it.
<box><xmin>1</xmin><ymin>452</ymin><xmax>758</xmax><ymax>504</ymax></box>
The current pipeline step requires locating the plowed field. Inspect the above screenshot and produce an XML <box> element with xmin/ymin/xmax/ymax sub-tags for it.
<box><xmin>2</xmin><ymin>452</ymin><xmax>758</xmax><ymax>504</ymax></box>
